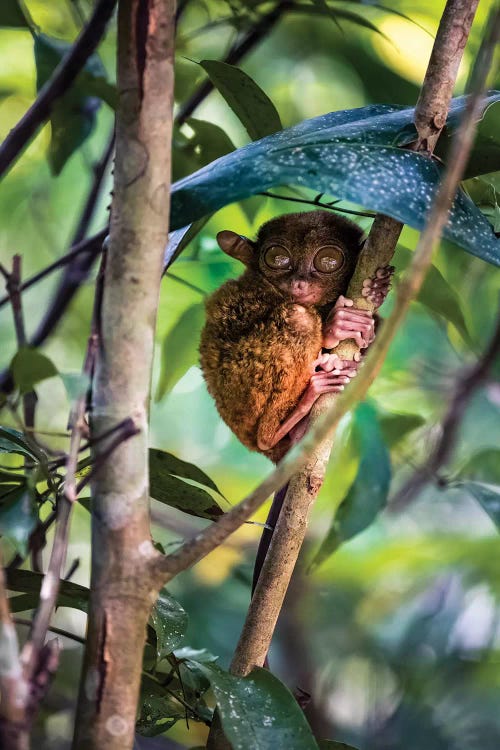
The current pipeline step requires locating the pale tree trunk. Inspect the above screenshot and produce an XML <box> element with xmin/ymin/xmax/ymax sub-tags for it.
<box><xmin>72</xmin><ymin>2</ymin><xmax>176</xmax><ymax>748</ymax></box>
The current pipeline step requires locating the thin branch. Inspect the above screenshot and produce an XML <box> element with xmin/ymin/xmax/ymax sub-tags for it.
<box><xmin>0</xmin><ymin>231</ymin><xmax>107</xmax><ymax>314</ymax></box>
<box><xmin>14</xmin><ymin>618</ymin><xmax>85</xmax><ymax>646</ymax></box>
<box><xmin>0</xmin><ymin>0</ymin><xmax>117</xmax><ymax>179</ymax></box>
<box><xmin>259</xmin><ymin>190</ymin><xmax>377</xmax><ymax>218</ymax></box>
<box><xmin>391</xmin><ymin>300</ymin><xmax>500</xmax><ymax>510</ymax></box>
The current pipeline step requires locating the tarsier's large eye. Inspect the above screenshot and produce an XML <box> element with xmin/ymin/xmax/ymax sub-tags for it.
<box><xmin>264</xmin><ymin>245</ymin><xmax>292</xmax><ymax>270</ymax></box>
<box><xmin>313</xmin><ymin>245</ymin><xmax>345</xmax><ymax>273</ymax></box>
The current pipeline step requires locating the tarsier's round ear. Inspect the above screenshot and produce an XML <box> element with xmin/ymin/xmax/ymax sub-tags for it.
<box><xmin>217</xmin><ymin>230</ymin><xmax>255</xmax><ymax>266</ymax></box>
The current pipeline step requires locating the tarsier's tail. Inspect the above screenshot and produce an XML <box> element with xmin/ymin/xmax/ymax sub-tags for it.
<box><xmin>251</xmin><ymin>482</ymin><xmax>289</xmax><ymax>596</ymax></box>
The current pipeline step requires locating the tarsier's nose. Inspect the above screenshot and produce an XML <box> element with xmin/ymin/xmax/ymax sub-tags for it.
<box><xmin>292</xmin><ymin>279</ymin><xmax>309</xmax><ymax>293</ymax></box>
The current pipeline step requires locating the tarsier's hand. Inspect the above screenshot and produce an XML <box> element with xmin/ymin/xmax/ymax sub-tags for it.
<box><xmin>323</xmin><ymin>265</ymin><xmax>394</xmax><ymax>351</ymax></box>
<box><xmin>323</xmin><ymin>296</ymin><xmax>374</xmax><ymax>351</ymax></box>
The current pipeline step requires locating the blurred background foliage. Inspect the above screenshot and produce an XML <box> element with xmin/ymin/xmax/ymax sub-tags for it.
<box><xmin>1</xmin><ymin>0</ymin><xmax>500</xmax><ymax>748</ymax></box>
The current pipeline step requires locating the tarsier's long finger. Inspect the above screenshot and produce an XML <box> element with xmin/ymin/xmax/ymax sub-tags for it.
<box><xmin>362</xmin><ymin>265</ymin><xmax>395</xmax><ymax>308</ymax></box>
<box><xmin>319</xmin><ymin>354</ymin><xmax>360</xmax><ymax>375</ymax></box>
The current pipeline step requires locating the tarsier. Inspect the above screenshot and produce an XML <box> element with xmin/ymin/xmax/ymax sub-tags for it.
<box><xmin>200</xmin><ymin>211</ymin><xmax>393</xmax><ymax>591</ymax></box>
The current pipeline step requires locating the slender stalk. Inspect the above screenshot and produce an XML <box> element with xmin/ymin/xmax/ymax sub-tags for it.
<box><xmin>72</xmin><ymin>2</ymin><xmax>176</xmax><ymax>747</ymax></box>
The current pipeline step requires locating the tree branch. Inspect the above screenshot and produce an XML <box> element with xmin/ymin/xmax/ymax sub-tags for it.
<box><xmin>0</xmin><ymin>0</ymin><xmax>117</xmax><ymax>179</ymax></box>
<box><xmin>72</xmin><ymin>2</ymin><xmax>176</xmax><ymax>747</ymax></box>
<box><xmin>227</xmin><ymin>0</ymin><xmax>485</xmax><ymax>679</ymax></box>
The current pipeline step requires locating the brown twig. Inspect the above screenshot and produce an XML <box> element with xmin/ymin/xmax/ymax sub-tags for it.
<box><xmin>0</xmin><ymin>560</ymin><xmax>24</xmax><ymax>748</ymax></box>
<box><xmin>0</xmin><ymin>0</ymin><xmax>117</xmax><ymax>179</ymax></box>
<box><xmin>391</xmin><ymin>301</ymin><xmax>500</xmax><ymax>510</ymax></box>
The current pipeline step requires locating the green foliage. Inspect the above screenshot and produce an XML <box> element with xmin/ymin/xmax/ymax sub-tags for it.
<box><xmin>201</xmin><ymin>663</ymin><xmax>320</xmax><ymax>749</ymax></box>
<box><xmin>149</xmin><ymin>448</ymin><xmax>225</xmax><ymax>519</ymax></box>
<box><xmin>170</xmin><ymin>95</ymin><xmax>500</xmax><ymax>266</ymax></box>
<box><xmin>11</xmin><ymin>346</ymin><xmax>57</xmax><ymax>393</ymax></box>
<box><xmin>0</xmin><ymin>0</ymin><xmax>27</xmax><ymax>28</ymax></box>
<box><xmin>150</xmin><ymin>587</ymin><xmax>189</xmax><ymax>662</ymax></box>
<box><xmin>459</xmin><ymin>481</ymin><xmax>500</xmax><ymax>531</ymax></box>
<box><xmin>156</xmin><ymin>302</ymin><xmax>206</xmax><ymax>399</ymax></box>
<box><xmin>311</xmin><ymin>402</ymin><xmax>391</xmax><ymax>570</ymax></box>
<box><xmin>0</xmin><ymin>481</ymin><xmax>37</xmax><ymax>555</ymax></box>
<box><xmin>33</xmin><ymin>33</ymin><xmax>115</xmax><ymax>173</ymax></box>
<box><xmin>200</xmin><ymin>60</ymin><xmax>282</xmax><ymax>141</ymax></box>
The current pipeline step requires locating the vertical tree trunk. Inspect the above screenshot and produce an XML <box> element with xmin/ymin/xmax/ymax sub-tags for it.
<box><xmin>72</xmin><ymin>2</ymin><xmax>176</xmax><ymax>749</ymax></box>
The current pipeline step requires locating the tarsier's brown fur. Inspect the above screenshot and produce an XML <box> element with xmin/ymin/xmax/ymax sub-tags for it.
<box><xmin>200</xmin><ymin>211</ymin><xmax>365</xmax><ymax>462</ymax></box>
<box><xmin>200</xmin><ymin>210</ymin><xmax>393</xmax><ymax>596</ymax></box>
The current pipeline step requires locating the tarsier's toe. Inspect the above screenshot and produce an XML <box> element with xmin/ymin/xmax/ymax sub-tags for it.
<box><xmin>362</xmin><ymin>265</ymin><xmax>395</xmax><ymax>306</ymax></box>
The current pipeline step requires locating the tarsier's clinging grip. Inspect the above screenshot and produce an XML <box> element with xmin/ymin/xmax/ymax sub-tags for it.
<box><xmin>199</xmin><ymin>211</ymin><xmax>393</xmax><ymax>588</ymax></box>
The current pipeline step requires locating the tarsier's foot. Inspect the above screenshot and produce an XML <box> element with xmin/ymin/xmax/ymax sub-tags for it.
<box><xmin>323</xmin><ymin>295</ymin><xmax>375</xmax><ymax>350</ymax></box>
<box><xmin>362</xmin><ymin>265</ymin><xmax>394</xmax><ymax>308</ymax></box>
<box><xmin>314</xmin><ymin>352</ymin><xmax>360</xmax><ymax>377</ymax></box>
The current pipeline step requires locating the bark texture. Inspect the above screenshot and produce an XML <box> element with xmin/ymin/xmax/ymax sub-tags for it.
<box><xmin>72</xmin><ymin>2</ymin><xmax>175</xmax><ymax>748</ymax></box>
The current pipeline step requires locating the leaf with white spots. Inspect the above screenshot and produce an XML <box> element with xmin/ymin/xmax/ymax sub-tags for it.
<box><xmin>150</xmin><ymin>587</ymin><xmax>188</xmax><ymax>661</ymax></box>
<box><xmin>199</xmin><ymin>663</ymin><xmax>319</xmax><ymax>750</ymax></box>
<box><xmin>170</xmin><ymin>93</ymin><xmax>500</xmax><ymax>267</ymax></box>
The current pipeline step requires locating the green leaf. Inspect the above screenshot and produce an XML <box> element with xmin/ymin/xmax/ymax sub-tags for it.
<box><xmin>34</xmin><ymin>34</ymin><xmax>111</xmax><ymax>173</ymax></box>
<box><xmin>378</xmin><ymin>412</ymin><xmax>425</xmax><ymax>448</ymax></box>
<box><xmin>458</xmin><ymin>449</ymin><xmax>500</xmax><ymax>484</ymax></box>
<box><xmin>149</xmin><ymin>449</ymin><xmax>224</xmax><ymax>520</ymax></box>
<box><xmin>394</xmin><ymin>246</ymin><xmax>470</xmax><ymax>342</ymax></box>
<box><xmin>150</xmin><ymin>587</ymin><xmax>188</xmax><ymax>661</ymax></box>
<box><xmin>437</xmin><ymin>99</ymin><xmax>500</xmax><ymax>178</ymax></box>
<box><xmin>11</xmin><ymin>347</ymin><xmax>57</xmax><ymax>394</ymax></box>
<box><xmin>149</xmin><ymin>448</ymin><xmax>224</xmax><ymax>496</ymax></box>
<box><xmin>155</xmin><ymin>302</ymin><xmax>206</xmax><ymax>399</ymax></box>
<box><xmin>186</xmin><ymin>118</ymin><xmax>235</xmax><ymax>166</ymax></box>
<box><xmin>170</xmin><ymin>94</ymin><xmax>500</xmax><ymax>266</ymax></box>
<box><xmin>0</xmin><ymin>427</ymin><xmax>37</xmax><ymax>459</ymax></box>
<box><xmin>0</xmin><ymin>484</ymin><xmax>37</xmax><ymax>555</ymax></box>
<box><xmin>200</xmin><ymin>663</ymin><xmax>319</xmax><ymax>750</ymax></box>
<box><xmin>310</xmin><ymin>402</ymin><xmax>391</xmax><ymax>570</ymax></box>
<box><xmin>460</xmin><ymin>481</ymin><xmax>500</xmax><ymax>530</ymax></box>
<box><xmin>6</xmin><ymin>568</ymin><xmax>89</xmax><ymax>612</ymax></box>
<box><xmin>0</xmin><ymin>0</ymin><xmax>28</xmax><ymax>27</ymax></box>
<box><xmin>200</xmin><ymin>60</ymin><xmax>282</xmax><ymax>141</ymax></box>
<box><xmin>318</xmin><ymin>742</ymin><xmax>358</xmax><ymax>750</ymax></box>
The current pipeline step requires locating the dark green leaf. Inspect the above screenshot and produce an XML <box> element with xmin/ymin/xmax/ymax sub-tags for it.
<box><xmin>0</xmin><ymin>0</ymin><xmax>28</xmax><ymax>27</ymax></box>
<box><xmin>379</xmin><ymin>413</ymin><xmax>425</xmax><ymax>448</ymax></box>
<box><xmin>460</xmin><ymin>481</ymin><xmax>500</xmax><ymax>530</ymax></box>
<box><xmin>150</xmin><ymin>587</ymin><xmax>188</xmax><ymax>661</ymax></box>
<box><xmin>394</xmin><ymin>246</ymin><xmax>470</xmax><ymax>341</ymax></box>
<box><xmin>200</xmin><ymin>60</ymin><xmax>282</xmax><ymax>141</ymax></box>
<box><xmin>149</xmin><ymin>448</ymin><xmax>224</xmax><ymax>496</ymax></box>
<box><xmin>200</xmin><ymin>663</ymin><xmax>319</xmax><ymax>750</ymax></box>
<box><xmin>11</xmin><ymin>347</ymin><xmax>57</xmax><ymax>394</ymax></box>
<box><xmin>6</xmin><ymin>568</ymin><xmax>89</xmax><ymax>612</ymax></box>
<box><xmin>34</xmin><ymin>34</ymin><xmax>109</xmax><ymax>173</ymax></box>
<box><xmin>464</xmin><ymin>174</ymin><xmax>500</xmax><ymax>232</ymax></box>
<box><xmin>164</xmin><ymin>216</ymin><xmax>212</xmax><ymax>268</ymax></box>
<box><xmin>0</xmin><ymin>484</ymin><xmax>37</xmax><ymax>555</ymax></box>
<box><xmin>0</xmin><ymin>427</ymin><xmax>37</xmax><ymax>459</ymax></box>
<box><xmin>155</xmin><ymin>303</ymin><xmax>206</xmax><ymax>399</ymax></box>
<box><xmin>136</xmin><ymin>694</ymin><xmax>178</xmax><ymax>736</ymax></box>
<box><xmin>170</xmin><ymin>94</ymin><xmax>500</xmax><ymax>266</ymax></box>
<box><xmin>459</xmin><ymin>449</ymin><xmax>500</xmax><ymax>484</ymax></box>
<box><xmin>310</xmin><ymin>1</ymin><xmax>388</xmax><ymax>39</ymax></box>
<box><xmin>437</xmin><ymin>99</ymin><xmax>500</xmax><ymax>178</ymax></box>
<box><xmin>311</xmin><ymin>402</ymin><xmax>391</xmax><ymax>570</ymax></box>
<box><xmin>149</xmin><ymin>449</ymin><xmax>224</xmax><ymax>520</ymax></box>
<box><xmin>186</xmin><ymin>118</ymin><xmax>235</xmax><ymax>166</ymax></box>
